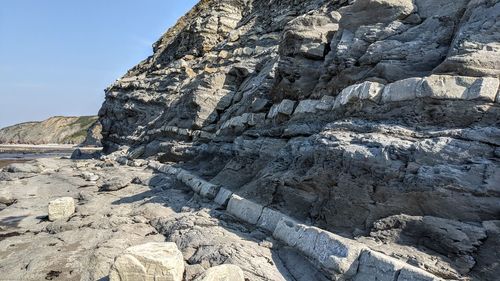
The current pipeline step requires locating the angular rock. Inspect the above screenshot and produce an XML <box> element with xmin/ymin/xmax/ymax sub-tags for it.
<box><xmin>257</xmin><ymin>208</ymin><xmax>291</xmax><ymax>233</ymax></box>
<box><xmin>214</xmin><ymin>187</ymin><xmax>233</xmax><ymax>207</ymax></box>
<box><xmin>81</xmin><ymin>172</ymin><xmax>99</xmax><ymax>182</ymax></box>
<box><xmin>267</xmin><ymin>99</ymin><xmax>296</xmax><ymax>118</ymax></box>
<box><xmin>334</xmin><ymin>81</ymin><xmax>385</xmax><ymax>108</ymax></box>
<box><xmin>420</xmin><ymin>75</ymin><xmax>499</xmax><ymax>102</ymax></box>
<box><xmin>293</xmin><ymin>100</ymin><xmax>320</xmax><ymax>114</ymax></box>
<box><xmin>273</xmin><ymin>218</ymin><xmax>365</xmax><ymax>278</ymax></box>
<box><xmin>354</xmin><ymin>250</ymin><xmax>405</xmax><ymax>281</ymax></box>
<box><xmin>199</xmin><ymin>182</ymin><xmax>219</xmax><ymax>199</ymax></box>
<box><xmin>398</xmin><ymin>266</ymin><xmax>443</xmax><ymax>281</ymax></box>
<box><xmin>48</xmin><ymin>197</ymin><xmax>75</xmax><ymax>221</ymax></box>
<box><xmin>109</xmin><ymin>242</ymin><xmax>184</xmax><ymax>281</ymax></box>
<box><xmin>381</xmin><ymin>78</ymin><xmax>424</xmax><ymax>103</ymax></box>
<box><xmin>227</xmin><ymin>194</ymin><xmax>263</xmax><ymax>225</ymax></box>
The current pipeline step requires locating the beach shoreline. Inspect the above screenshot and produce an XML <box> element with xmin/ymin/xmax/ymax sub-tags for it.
<box><xmin>0</xmin><ymin>144</ymin><xmax>102</xmax><ymax>168</ymax></box>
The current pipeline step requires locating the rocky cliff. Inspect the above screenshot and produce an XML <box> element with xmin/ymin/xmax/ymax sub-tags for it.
<box><xmin>0</xmin><ymin>116</ymin><xmax>102</xmax><ymax>146</ymax></box>
<box><xmin>99</xmin><ymin>0</ymin><xmax>500</xmax><ymax>280</ymax></box>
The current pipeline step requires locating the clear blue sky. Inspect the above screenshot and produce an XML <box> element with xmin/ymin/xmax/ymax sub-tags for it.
<box><xmin>0</xmin><ymin>0</ymin><xmax>198</xmax><ymax>129</ymax></box>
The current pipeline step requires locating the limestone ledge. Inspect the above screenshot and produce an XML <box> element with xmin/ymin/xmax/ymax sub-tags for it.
<box><xmin>265</xmin><ymin>75</ymin><xmax>499</xmax><ymax>119</ymax></box>
<box><xmin>147</xmin><ymin>161</ymin><xmax>445</xmax><ymax>281</ymax></box>
<box><xmin>212</xmin><ymin>75</ymin><xmax>499</xmax><ymax>133</ymax></box>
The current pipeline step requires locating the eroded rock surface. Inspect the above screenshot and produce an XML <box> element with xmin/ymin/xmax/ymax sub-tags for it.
<box><xmin>0</xmin><ymin>158</ymin><xmax>324</xmax><ymax>281</ymax></box>
<box><xmin>97</xmin><ymin>0</ymin><xmax>499</xmax><ymax>280</ymax></box>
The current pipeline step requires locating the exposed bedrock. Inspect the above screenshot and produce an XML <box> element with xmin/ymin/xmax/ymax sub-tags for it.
<box><xmin>98</xmin><ymin>0</ymin><xmax>500</xmax><ymax>280</ymax></box>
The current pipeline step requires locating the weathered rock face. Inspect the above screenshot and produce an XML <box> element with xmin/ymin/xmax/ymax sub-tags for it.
<box><xmin>0</xmin><ymin>116</ymin><xmax>102</xmax><ymax>145</ymax></box>
<box><xmin>99</xmin><ymin>0</ymin><xmax>500</xmax><ymax>280</ymax></box>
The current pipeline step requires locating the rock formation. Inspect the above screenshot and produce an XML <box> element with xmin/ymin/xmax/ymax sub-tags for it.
<box><xmin>98</xmin><ymin>0</ymin><xmax>500</xmax><ymax>280</ymax></box>
<box><xmin>0</xmin><ymin>116</ymin><xmax>102</xmax><ymax>146</ymax></box>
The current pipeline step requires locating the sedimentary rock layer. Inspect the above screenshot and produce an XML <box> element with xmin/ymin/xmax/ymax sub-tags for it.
<box><xmin>99</xmin><ymin>0</ymin><xmax>500</xmax><ymax>280</ymax></box>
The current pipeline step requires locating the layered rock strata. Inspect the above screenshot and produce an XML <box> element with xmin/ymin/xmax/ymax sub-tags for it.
<box><xmin>99</xmin><ymin>0</ymin><xmax>500</xmax><ymax>280</ymax></box>
<box><xmin>149</xmin><ymin>161</ymin><xmax>454</xmax><ymax>280</ymax></box>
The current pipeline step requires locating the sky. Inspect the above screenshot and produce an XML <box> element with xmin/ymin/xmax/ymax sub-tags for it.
<box><xmin>0</xmin><ymin>0</ymin><xmax>198</xmax><ymax>129</ymax></box>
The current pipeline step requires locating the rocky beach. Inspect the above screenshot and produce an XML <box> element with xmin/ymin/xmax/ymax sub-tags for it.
<box><xmin>1</xmin><ymin>0</ymin><xmax>499</xmax><ymax>280</ymax></box>
<box><xmin>0</xmin><ymin>145</ymin><xmax>101</xmax><ymax>168</ymax></box>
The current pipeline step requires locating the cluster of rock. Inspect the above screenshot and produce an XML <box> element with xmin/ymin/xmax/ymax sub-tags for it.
<box><xmin>97</xmin><ymin>0</ymin><xmax>499</xmax><ymax>280</ymax></box>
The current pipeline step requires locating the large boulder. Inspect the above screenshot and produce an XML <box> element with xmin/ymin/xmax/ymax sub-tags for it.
<box><xmin>193</xmin><ymin>264</ymin><xmax>244</xmax><ymax>281</ymax></box>
<box><xmin>48</xmin><ymin>197</ymin><xmax>75</xmax><ymax>221</ymax></box>
<box><xmin>109</xmin><ymin>242</ymin><xmax>184</xmax><ymax>281</ymax></box>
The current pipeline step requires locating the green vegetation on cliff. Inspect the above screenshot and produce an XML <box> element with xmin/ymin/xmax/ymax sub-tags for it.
<box><xmin>0</xmin><ymin>116</ymin><xmax>101</xmax><ymax>145</ymax></box>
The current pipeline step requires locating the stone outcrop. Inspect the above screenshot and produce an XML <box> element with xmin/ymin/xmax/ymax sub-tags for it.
<box><xmin>109</xmin><ymin>242</ymin><xmax>184</xmax><ymax>281</ymax></box>
<box><xmin>98</xmin><ymin>0</ymin><xmax>500</xmax><ymax>280</ymax></box>
<box><xmin>0</xmin><ymin>116</ymin><xmax>102</xmax><ymax>146</ymax></box>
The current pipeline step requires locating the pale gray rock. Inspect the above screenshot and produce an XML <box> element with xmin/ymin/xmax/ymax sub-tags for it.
<box><xmin>381</xmin><ymin>78</ymin><xmax>424</xmax><ymax>102</ymax></box>
<box><xmin>48</xmin><ymin>197</ymin><xmax>75</xmax><ymax>221</ymax></box>
<box><xmin>268</xmin><ymin>99</ymin><xmax>296</xmax><ymax>118</ymax></box>
<box><xmin>354</xmin><ymin>250</ymin><xmax>405</xmax><ymax>281</ymax></box>
<box><xmin>81</xmin><ymin>171</ymin><xmax>99</xmax><ymax>182</ymax></box>
<box><xmin>420</xmin><ymin>75</ymin><xmax>499</xmax><ymax>101</ymax></box>
<box><xmin>227</xmin><ymin>194</ymin><xmax>263</xmax><ymax>225</ymax></box>
<box><xmin>273</xmin><ymin>218</ymin><xmax>365</xmax><ymax>278</ymax></box>
<box><xmin>214</xmin><ymin>187</ymin><xmax>232</xmax><ymax>206</ymax></box>
<box><xmin>334</xmin><ymin>81</ymin><xmax>385</xmax><ymax>108</ymax></box>
<box><xmin>257</xmin><ymin>208</ymin><xmax>291</xmax><ymax>233</ymax></box>
<box><xmin>293</xmin><ymin>100</ymin><xmax>320</xmax><ymax>114</ymax></box>
<box><xmin>109</xmin><ymin>242</ymin><xmax>184</xmax><ymax>281</ymax></box>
